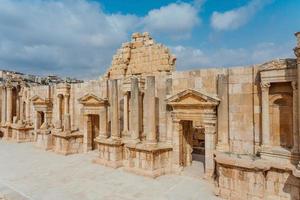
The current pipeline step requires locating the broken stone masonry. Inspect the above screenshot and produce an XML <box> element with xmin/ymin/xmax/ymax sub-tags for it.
<box><xmin>1</xmin><ymin>32</ymin><xmax>300</xmax><ymax>200</ymax></box>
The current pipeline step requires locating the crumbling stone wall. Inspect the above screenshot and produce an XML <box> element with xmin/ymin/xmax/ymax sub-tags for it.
<box><xmin>107</xmin><ymin>32</ymin><xmax>176</xmax><ymax>78</ymax></box>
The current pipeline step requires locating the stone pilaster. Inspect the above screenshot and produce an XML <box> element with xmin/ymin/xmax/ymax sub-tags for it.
<box><xmin>145</xmin><ymin>76</ymin><xmax>157</xmax><ymax>144</ymax></box>
<box><xmin>294</xmin><ymin>32</ymin><xmax>300</xmax><ymax>154</ymax></box>
<box><xmin>110</xmin><ymin>79</ymin><xmax>120</xmax><ymax>140</ymax></box>
<box><xmin>19</xmin><ymin>95</ymin><xmax>23</xmax><ymax>121</ymax></box>
<box><xmin>129</xmin><ymin>77</ymin><xmax>140</xmax><ymax>142</ymax></box>
<box><xmin>261</xmin><ymin>82</ymin><xmax>271</xmax><ymax>148</ymax></box>
<box><xmin>216</xmin><ymin>74</ymin><xmax>229</xmax><ymax>152</ymax></box>
<box><xmin>6</xmin><ymin>85</ymin><xmax>13</xmax><ymax>124</ymax></box>
<box><xmin>1</xmin><ymin>86</ymin><xmax>6</xmax><ymax>125</ymax></box>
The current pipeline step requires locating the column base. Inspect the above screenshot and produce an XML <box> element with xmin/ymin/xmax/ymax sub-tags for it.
<box><xmin>11</xmin><ymin>123</ymin><xmax>34</xmax><ymax>143</ymax></box>
<box><xmin>123</xmin><ymin>142</ymin><xmax>173</xmax><ymax>178</ymax></box>
<box><xmin>52</xmin><ymin>130</ymin><xmax>83</xmax><ymax>155</ymax></box>
<box><xmin>93</xmin><ymin>137</ymin><xmax>124</xmax><ymax>168</ymax></box>
<box><xmin>35</xmin><ymin>129</ymin><xmax>53</xmax><ymax>151</ymax></box>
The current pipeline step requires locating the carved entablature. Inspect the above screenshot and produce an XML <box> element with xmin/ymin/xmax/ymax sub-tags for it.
<box><xmin>259</xmin><ymin>59</ymin><xmax>297</xmax><ymax>84</ymax></box>
<box><xmin>31</xmin><ymin>95</ymin><xmax>53</xmax><ymax>111</ymax></box>
<box><xmin>166</xmin><ymin>89</ymin><xmax>220</xmax><ymax>109</ymax></box>
<box><xmin>78</xmin><ymin>93</ymin><xmax>108</xmax><ymax>115</ymax></box>
<box><xmin>106</xmin><ymin>32</ymin><xmax>176</xmax><ymax>79</ymax></box>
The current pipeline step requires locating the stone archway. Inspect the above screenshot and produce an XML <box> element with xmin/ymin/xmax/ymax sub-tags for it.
<box><xmin>167</xmin><ymin>89</ymin><xmax>219</xmax><ymax>178</ymax></box>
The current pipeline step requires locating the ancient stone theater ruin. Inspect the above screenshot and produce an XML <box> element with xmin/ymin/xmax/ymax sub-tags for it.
<box><xmin>1</xmin><ymin>32</ymin><xmax>300</xmax><ymax>199</ymax></box>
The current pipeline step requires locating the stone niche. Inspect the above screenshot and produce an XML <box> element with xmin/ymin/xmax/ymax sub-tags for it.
<box><xmin>259</xmin><ymin>59</ymin><xmax>300</xmax><ymax>164</ymax></box>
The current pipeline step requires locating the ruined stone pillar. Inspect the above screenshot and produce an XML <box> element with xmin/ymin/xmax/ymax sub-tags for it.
<box><xmin>99</xmin><ymin>106</ymin><xmax>108</xmax><ymax>138</ymax></box>
<box><xmin>123</xmin><ymin>92</ymin><xmax>129</xmax><ymax>134</ymax></box>
<box><xmin>171</xmin><ymin>118</ymin><xmax>182</xmax><ymax>172</ymax></box>
<box><xmin>1</xmin><ymin>86</ymin><xmax>6</xmax><ymax>125</ymax></box>
<box><xmin>129</xmin><ymin>77</ymin><xmax>140</xmax><ymax>142</ymax></box>
<box><xmin>216</xmin><ymin>74</ymin><xmax>229</xmax><ymax>152</ymax></box>
<box><xmin>6</xmin><ymin>85</ymin><xmax>13</xmax><ymax>124</ymax></box>
<box><xmin>261</xmin><ymin>82</ymin><xmax>271</xmax><ymax>147</ymax></box>
<box><xmin>110</xmin><ymin>79</ymin><xmax>120</xmax><ymax>140</ymax></box>
<box><xmin>145</xmin><ymin>76</ymin><xmax>157</xmax><ymax>144</ymax></box>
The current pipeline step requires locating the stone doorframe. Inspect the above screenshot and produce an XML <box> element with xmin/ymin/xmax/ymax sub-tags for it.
<box><xmin>166</xmin><ymin>89</ymin><xmax>220</xmax><ymax>178</ymax></box>
<box><xmin>31</xmin><ymin>95</ymin><xmax>53</xmax><ymax>140</ymax></box>
<box><xmin>78</xmin><ymin>93</ymin><xmax>108</xmax><ymax>152</ymax></box>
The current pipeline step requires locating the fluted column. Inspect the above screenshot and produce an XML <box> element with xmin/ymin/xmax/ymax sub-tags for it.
<box><xmin>129</xmin><ymin>77</ymin><xmax>140</xmax><ymax>142</ymax></box>
<box><xmin>99</xmin><ymin>106</ymin><xmax>108</xmax><ymax>138</ymax></box>
<box><xmin>1</xmin><ymin>86</ymin><xmax>6</xmax><ymax>125</ymax></box>
<box><xmin>6</xmin><ymin>85</ymin><xmax>13</xmax><ymax>124</ymax></box>
<box><xmin>261</xmin><ymin>82</ymin><xmax>271</xmax><ymax>147</ymax></box>
<box><xmin>145</xmin><ymin>76</ymin><xmax>157</xmax><ymax>144</ymax></box>
<box><xmin>110</xmin><ymin>79</ymin><xmax>120</xmax><ymax>140</ymax></box>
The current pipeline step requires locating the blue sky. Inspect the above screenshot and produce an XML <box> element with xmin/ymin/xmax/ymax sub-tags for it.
<box><xmin>0</xmin><ymin>0</ymin><xmax>299</xmax><ymax>79</ymax></box>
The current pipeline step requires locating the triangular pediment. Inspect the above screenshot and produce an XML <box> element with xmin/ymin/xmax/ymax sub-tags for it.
<box><xmin>78</xmin><ymin>93</ymin><xmax>107</xmax><ymax>106</ymax></box>
<box><xmin>31</xmin><ymin>95</ymin><xmax>46</xmax><ymax>103</ymax></box>
<box><xmin>167</xmin><ymin>89</ymin><xmax>219</xmax><ymax>106</ymax></box>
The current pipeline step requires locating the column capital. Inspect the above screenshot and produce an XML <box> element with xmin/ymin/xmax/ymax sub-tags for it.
<box><xmin>260</xmin><ymin>82</ymin><xmax>270</xmax><ymax>90</ymax></box>
<box><xmin>294</xmin><ymin>47</ymin><xmax>300</xmax><ymax>58</ymax></box>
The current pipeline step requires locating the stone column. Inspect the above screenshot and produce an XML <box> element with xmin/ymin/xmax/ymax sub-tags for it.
<box><xmin>145</xmin><ymin>76</ymin><xmax>157</xmax><ymax>144</ymax></box>
<box><xmin>261</xmin><ymin>82</ymin><xmax>271</xmax><ymax>147</ymax></box>
<box><xmin>16</xmin><ymin>94</ymin><xmax>20</xmax><ymax>121</ymax></box>
<box><xmin>19</xmin><ymin>96</ymin><xmax>23</xmax><ymax>121</ymax></box>
<box><xmin>129</xmin><ymin>77</ymin><xmax>140</xmax><ymax>142</ymax></box>
<box><xmin>294</xmin><ymin>35</ymin><xmax>300</xmax><ymax>153</ymax></box>
<box><xmin>99</xmin><ymin>106</ymin><xmax>108</xmax><ymax>138</ymax></box>
<box><xmin>63</xmin><ymin>94</ymin><xmax>71</xmax><ymax>132</ymax></box>
<box><xmin>57</xmin><ymin>95</ymin><xmax>62</xmax><ymax>128</ymax></box>
<box><xmin>123</xmin><ymin>92</ymin><xmax>129</xmax><ymax>134</ymax></box>
<box><xmin>6</xmin><ymin>85</ymin><xmax>13</xmax><ymax>124</ymax></box>
<box><xmin>171</xmin><ymin>118</ymin><xmax>182</xmax><ymax>172</ymax></box>
<box><xmin>292</xmin><ymin>81</ymin><xmax>299</xmax><ymax>153</ymax></box>
<box><xmin>1</xmin><ymin>86</ymin><xmax>6</xmax><ymax>125</ymax></box>
<box><xmin>204</xmin><ymin>123</ymin><xmax>217</xmax><ymax>179</ymax></box>
<box><xmin>216</xmin><ymin>74</ymin><xmax>229</xmax><ymax>152</ymax></box>
<box><xmin>110</xmin><ymin>79</ymin><xmax>120</xmax><ymax>140</ymax></box>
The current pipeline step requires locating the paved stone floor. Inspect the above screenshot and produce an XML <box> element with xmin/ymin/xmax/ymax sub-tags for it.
<box><xmin>0</xmin><ymin>140</ymin><xmax>220</xmax><ymax>200</ymax></box>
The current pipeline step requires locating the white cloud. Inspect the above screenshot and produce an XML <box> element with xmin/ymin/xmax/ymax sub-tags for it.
<box><xmin>211</xmin><ymin>0</ymin><xmax>272</xmax><ymax>31</ymax></box>
<box><xmin>142</xmin><ymin>2</ymin><xmax>201</xmax><ymax>39</ymax></box>
<box><xmin>171</xmin><ymin>42</ymin><xmax>294</xmax><ymax>70</ymax></box>
<box><xmin>0</xmin><ymin>0</ymin><xmax>201</xmax><ymax>78</ymax></box>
